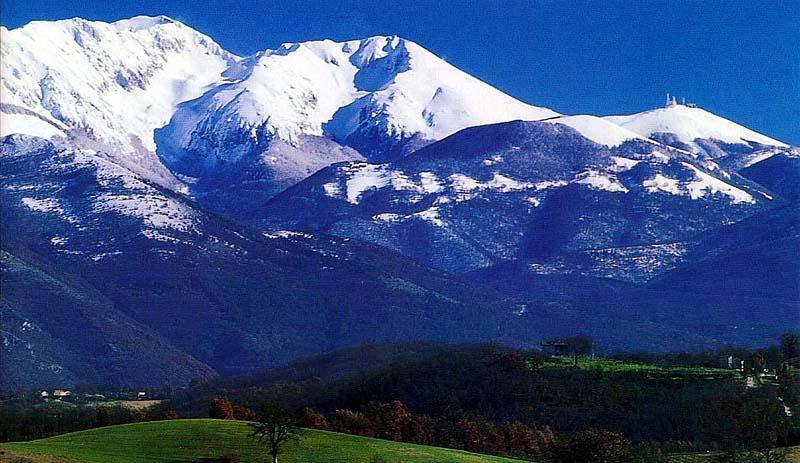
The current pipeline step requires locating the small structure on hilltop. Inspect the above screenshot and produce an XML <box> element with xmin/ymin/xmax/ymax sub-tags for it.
<box><xmin>665</xmin><ymin>93</ymin><xmax>697</xmax><ymax>108</ymax></box>
<box><xmin>540</xmin><ymin>339</ymin><xmax>569</xmax><ymax>357</ymax></box>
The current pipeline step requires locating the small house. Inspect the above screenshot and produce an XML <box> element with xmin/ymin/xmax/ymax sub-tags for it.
<box><xmin>540</xmin><ymin>339</ymin><xmax>569</xmax><ymax>357</ymax></box>
<box><xmin>52</xmin><ymin>389</ymin><xmax>72</xmax><ymax>399</ymax></box>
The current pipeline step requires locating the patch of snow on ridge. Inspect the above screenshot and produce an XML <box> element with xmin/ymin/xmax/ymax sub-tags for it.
<box><xmin>641</xmin><ymin>165</ymin><xmax>755</xmax><ymax>204</ymax></box>
<box><xmin>322</xmin><ymin>182</ymin><xmax>342</xmax><ymax>198</ymax></box>
<box><xmin>333</xmin><ymin>164</ymin><xmax>446</xmax><ymax>204</ymax></box>
<box><xmin>20</xmin><ymin>197</ymin><xmax>79</xmax><ymax>223</ymax></box>
<box><xmin>264</xmin><ymin>230</ymin><xmax>313</xmax><ymax>239</ymax></box>
<box><xmin>21</xmin><ymin>197</ymin><xmax>63</xmax><ymax>214</ymax></box>
<box><xmin>609</xmin><ymin>156</ymin><xmax>640</xmax><ymax>172</ymax></box>
<box><xmin>681</xmin><ymin>163</ymin><xmax>755</xmax><ymax>204</ymax></box>
<box><xmin>643</xmin><ymin>174</ymin><xmax>681</xmax><ymax>195</ymax></box>
<box><xmin>413</xmin><ymin>206</ymin><xmax>446</xmax><ymax>227</ymax></box>
<box><xmin>449</xmin><ymin>173</ymin><xmax>534</xmax><ymax>193</ymax></box>
<box><xmin>93</xmin><ymin>193</ymin><xmax>199</xmax><ymax>231</ymax></box>
<box><xmin>371</xmin><ymin>208</ymin><xmax>447</xmax><ymax>228</ymax></box>
<box><xmin>343</xmin><ymin>164</ymin><xmax>393</xmax><ymax>204</ymax></box>
<box><xmin>573</xmin><ymin>170</ymin><xmax>628</xmax><ymax>193</ymax></box>
<box><xmin>534</xmin><ymin>180</ymin><xmax>569</xmax><ymax>190</ymax></box>
<box><xmin>419</xmin><ymin>172</ymin><xmax>444</xmax><ymax>193</ymax></box>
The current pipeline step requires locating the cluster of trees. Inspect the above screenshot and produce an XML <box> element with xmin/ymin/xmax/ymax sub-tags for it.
<box><xmin>299</xmin><ymin>400</ymin><xmax>559</xmax><ymax>461</ymax></box>
<box><xmin>208</xmin><ymin>397</ymin><xmax>666</xmax><ymax>463</ymax></box>
<box><xmin>0</xmin><ymin>403</ymin><xmax>179</xmax><ymax>442</ymax></box>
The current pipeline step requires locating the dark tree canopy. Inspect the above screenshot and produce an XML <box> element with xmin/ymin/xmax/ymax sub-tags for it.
<box><xmin>780</xmin><ymin>332</ymin><xmax>799</xmax><ymax>360</ymax></box>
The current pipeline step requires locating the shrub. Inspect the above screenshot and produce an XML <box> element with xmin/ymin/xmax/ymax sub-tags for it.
<box><xmin>552</xmin><ymin>428</ymin><xmax>631</xmax><ymax>463</ymax></box>
<box><xmin>209</xmin><ymin>398</ymin><xmax>234</xmax><ymax>420</ymax></box>
<box><xmin>232</xmin><ymin>405</ymin><xmax>256</xmax><ymax>421</ymax></box>
<box><xmin>300</xmin><ymin>407</ymin><xmax>328</xmax><ymax>429</ymax></box>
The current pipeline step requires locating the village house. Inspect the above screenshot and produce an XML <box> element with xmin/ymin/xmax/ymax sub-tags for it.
<box><xmin>52</xmin><ymin>389</ymin><xmax>72</xmax><ymax>399</ymax></box>
<box><xmin>540</xmin><ymin>339</ymin><xmax>569</xmax><ymax>357</ymax></box>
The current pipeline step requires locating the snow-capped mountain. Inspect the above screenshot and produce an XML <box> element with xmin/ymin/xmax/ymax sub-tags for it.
<box><xmin>605</xmin><ymin>103</ymin><xmax>787</xmax><ymax>156</ymax></box>
<box><xmin>2</xmin><ymin>15</ymin><xmax>797</xmax><ymax>389</ymax></box>
<box><xmin>155</xmin><ymin>35</ymin><xmax>559</xmax><ymax>173</ymax></box>
<box><xmin>259</xmin><ymin>119</ymin><xmax>777</xmax><ymax>278</ymax></box>
<box><xmin>1</xmin><ymin>16</ymin><xmax>237</xmax><ymax>188</ymax></box>
<box><xmin>1</xmin><ymin>16</ymin><xmax>236</xmax><ymax>147</ymax></box>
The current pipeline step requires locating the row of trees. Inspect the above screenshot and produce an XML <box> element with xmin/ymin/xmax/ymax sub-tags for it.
<box><xmin>0</xmin><ymin>403</ymin><xmax>179</xmax><ymax>442</ymax></box>
<box><xmin>208</xmin><ymin>397</ymin><xmax>669</xmax><ymax>463</ymax></box>
<box><xmin>212</xmin><ymin>396</ymin><xmax>794</xmax><ymax>463</ymax></box>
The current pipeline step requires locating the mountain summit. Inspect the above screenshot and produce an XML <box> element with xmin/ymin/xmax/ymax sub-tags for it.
<box><xmin>605</xmin><ymin>102</ymin><xmax>787</xmax><ymax>154</ymax></box>
<box><xmin>156</xmin><ymin>34</ymin><xmax>559</xmax><ymax>174</ymax></box>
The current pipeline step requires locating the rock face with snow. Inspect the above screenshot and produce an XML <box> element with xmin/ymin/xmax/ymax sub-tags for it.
<box><xmin>0</xmin><ymin>134</ymin><xmax>536</xmax><ymax>389</ymax></box>
<box><xmin>260</xmin><ymin>120</ymin><xmax>776</xmax><ymax>278</ymax></box>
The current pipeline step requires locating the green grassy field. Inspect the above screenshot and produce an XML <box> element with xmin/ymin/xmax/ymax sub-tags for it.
<box><xmin>545</xmin><ymin>357</ymin><xmax>738</xmax><ymax>376</ymax></box>
<box><xmin>0</xmin><ymin>419</ymin><xmax>526</xmax><ymax>463</ymax></box>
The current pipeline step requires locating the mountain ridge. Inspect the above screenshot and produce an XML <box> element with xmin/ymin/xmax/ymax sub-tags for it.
<box><xmin>1</xmin><ymin>15</ymin><xmax>797</xmax><ymax>390</ymax></box>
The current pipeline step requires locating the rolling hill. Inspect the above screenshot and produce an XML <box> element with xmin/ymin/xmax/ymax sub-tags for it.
<box><xmin>0</xmin><ymin>419</ymin><xmax>526</xmax><ymax>463</ymax></box>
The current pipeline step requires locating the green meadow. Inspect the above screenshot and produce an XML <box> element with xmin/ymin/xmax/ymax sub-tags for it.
<box><xmin>0</xmin><ymin>419</ymin><xmax>526</xmax><ymax>463</ymax></box>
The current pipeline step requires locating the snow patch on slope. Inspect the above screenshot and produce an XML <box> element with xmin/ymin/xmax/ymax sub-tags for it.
<box><xmin>681</xmin><ymin>162</ymin><xmax>755</xmax><ymax>204</ymax></box>
<box><xmin>573</xmin><ymin>170</ymin><xmax>628</xmax><ymax>193</ymax></box>
<box><xmin>642</xmin><ymin>163</ymin><xmax>755</xmax><ymax>204</ymax></box>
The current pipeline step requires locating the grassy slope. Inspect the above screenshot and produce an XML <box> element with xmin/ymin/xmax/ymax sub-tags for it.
<box><xmin>545</xmin><ymin>357</ymin><xmax>738</xmax><ymax>376</ymax></box>
<box><xmin>0</xmin><ymin>419</ymin><xmax>525</xmax><ymax>463</ymax></box>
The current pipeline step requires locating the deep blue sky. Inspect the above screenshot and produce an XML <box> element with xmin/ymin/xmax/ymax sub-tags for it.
<box><xmin>3</xmin><ymin>0</ymin><xmax>798</xmax><ymax>144</ymax></box>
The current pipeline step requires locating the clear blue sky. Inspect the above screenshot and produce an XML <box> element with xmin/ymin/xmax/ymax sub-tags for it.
<box><xmin>3</xmin><ymin>0</ymin><xmax>798</xmax><ymax>144</ymax></box>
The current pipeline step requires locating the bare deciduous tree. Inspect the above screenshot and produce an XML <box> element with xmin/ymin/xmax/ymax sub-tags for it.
<box><xmin>249</xmin><ymin>404</ymin><xmax>302</xmax><ymax>463</ymax></box>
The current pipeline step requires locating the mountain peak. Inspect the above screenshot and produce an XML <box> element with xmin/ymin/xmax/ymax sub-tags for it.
<box><xmin>156</xmin><ymin>33</ymin><xmax>558</xmax><ymax>174</ymax></box>
<box><xmin>604</xmin><ymin>103</ymin><xmax>787</xmax><ymax>152</ymax></box>
<box><xmin>111</xmin><ymin>15</ymin><xmax>178</xmax><ymax>31</ymax></box>
<box><xmin>1</xmin><ymin>15</ymin><xmax>238</xmax><ymax>151</ymax></box>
